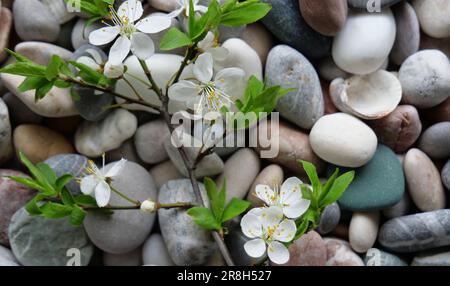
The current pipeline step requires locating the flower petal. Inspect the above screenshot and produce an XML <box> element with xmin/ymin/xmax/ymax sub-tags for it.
<box><xmin>243</xmin><ymin>239</ymin><xmax>266</xmax><ymax>258</ymax></box>
<box><xmin>105</xmin><ymin>159</ymin><xmax>127</xmax><ymax>177</ymax></box>
<box><xmin>130</xmin><ymin>32</ymin><xmax>155</xmax><ymax>60</ymax></box>
<box><xmin>198</xmin><ymin>31</ymin><xmax>215</xmax><ymax>50</ymax></box>
<box><xmin>94</xmin><ymin>180</ymin><xmax>111</xmax><ymax>207</ymax></box>
<box><xmin>89</xmin><ymin>26</ymin><xmax>120</xmax><ymax>46</ymax></box>
<box><xmin>80</xmin><ymin>175</ymin><xmax>98</xmax><ymax>195</ymax></box>
<box><xmin>255</xmin><ymin>184</ymin><xmax>277</xmax><ymax>206</ymax></box>
<box><xmin>109</xmin><ymin>36</ymin><xmax>131</xmax><ymax>65</ymax></box>
<box><xmin>76</xmin><ymin>56</ymin><xmax>100</xmax><ymax>71</ymax></box>
<box><xmin>272</xmin><ymin>219</ymin><xmax>296</xmax><ymax>242</ymax></box>
<box><xmin>214</xmin><ymin>67</ymin><xmax>245</xmax><ymax>97</ymax></box>
<box><xmin>247</xmin><ymin>207</ymin><xmax>265</xmax><ymax>217</ymax></box>
<box><xmin>280</xmin><ymin>177</ymin><xmax>303</xmax><ymax>205</ymax></box>
<box><xmin>167</xmin><ymin>8</ymin><xmax>183</xmax><ymax>18</ymax></box>
<box><xmin>283</xmin><ymin>199</ymin><xmax>311</xmax><ymax>219</ymax></box>
<box><xmin>260</xmin><ymin>206</ymin><xmax>284</xmax><ymax>231</ymax></box>
<box><xmin>168</xmin><ymin>80</ymin><xmax>199</xmax><ymax>102</ymax></box>
<box><xmin>240</xmin><ymin>213</ymin><xmax>263</xmax><ymax>238</ymax></box>
<box><xmin>194</xmin><ymin>53</ymin><xmax>213</xmax><ymax>83</ymax></box>
<box><xmin>118</xmin><ymin>0</ymin><xmax>143</xmax><ymax>22</ymax></box>
<box><xmin>136</xmin><ymin>15</ymin><xmax>172</xmax><ymax>34</ymax></box>
<box><xmin>104</xmin><ymin>61</ymin><xmax>125</xmax><ymax>79</ymax></box>
<box><xmin>267</xmin><ymin>241</ymin><xmax>290</xmax><ymax>265</ymax></box>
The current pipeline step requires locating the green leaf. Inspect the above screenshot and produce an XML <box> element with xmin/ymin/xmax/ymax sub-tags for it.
<box><xmin>74</xmin><ymin>195</ymin><xmax>98</xmax><ymax>206</ymax></box>
<box><xmin>18</xmin><ymin>76</ymin><xmax>48</xmax><ymax>92</ymax></box>
<box><xmin>4</xmin><ymin>48</ymin><xmax>31</xmax><ymax>62</ymax></box>
<box><xmin>294</xmin><ymin>218</ymin><xmax>309</xmax><ymax>240</ymax></box>
<box><xmin>188</xmin><ymin>0</ymin><xmax>196</xmax><ymax>37</ymax></box>
<box><xmin>61</xmin><ymin>188</ymin><xmax>75</xmax><ymax>206</ymax></box>
<box><xmin>300</xmin><ymin>185</ymin><xmax>313</xmax><ymax>201</ymax></box>
<box><xmin>204</xmin><ymin>177</ymin><xmax>225</xmax><ymax>221</ymax></box>
<box><xmin>300</xmin><ymin>160</ymin><xmax>321</xmax><ymax>198</ymax></box>
<box><xmin>187</xmin><ymin>207</ymin><xmax>221</xmax><ymax>230</ymax></box>
<box><xmin>160</xmin><ymin>27</ymin><xmax>192</xmax><ymax>51</ymax></box>
<box><xmin>18</xmin><ymin>152</ymin><xmax>54</xmax><ymax>195</ymax></box>
<box><xmin>59</xmin><ymin>61</ymin><xmax>75</xmax><ymax>78</ymax></box>
<box><xmin>70</xmin><ymin>205</ymin><xmax>86</xmax><ymax>226</ymax></box>
<box><xmin>35</xmin><ymin>81</ymin><xmax>54</xmax><ymax>101</ymax></box>
<box><xmin>56</xmin><ymin>174</ymin><xmax>74</xmax><ymax>193</ymax></box>
<box><xmin>39</xmin><ymin>202</ymin><xmax>73</xmax><ymax>219</ymax></box>
<box><xmin>0</xmin><ymin>62</ymin><xmax>47</xmax><ymax>77</ymax></box>
<box><xmin>320</xmin><ymin>171</ymin><xmax>355</xmax><ymax>207</ymax></box>
<box><xmin>25</xmin><ymin>193</ymin><xmax>47</xmax><ymax>215</ymax></box>
<box><xmin>69</xmin><ymin>61</ymin><xmax>103</xmax><ymax>85</ymax></box>
<box><xmin>54</xmin><ymin>80</ymin><xmax>72</xmax><ymax>89</ymax></box>
<box><xmin>220</xmin><ymin>2</ymin><xmax>271</xmax><ymax>27</ymax></box>
<box><xmin>221</xmin><ymin>198</ymin><xmax>250</xmax><ymax>223</ymax></box>
<box><xmin>6</xmin><ymin>176</ymin><xmax>46</xmax><ymax>192</ymax></box>
<box><xmin>319</xmin><ymin>168</ymin><xmax>338</xmax><ymax>203</ymax></box>
<box><xmin>191</xmin><ymin>0</ymin><xmax>222</xmax><ymax>40</ymax></box>
<box><xmin>45</xmin><ymin>55</ymin><xmax>62</xmax><ymax>81</ymax></box>
<box><xmin>36</xmin><ymin>163</ymin><xmax>57</xmax><ymax>186</ymax></box>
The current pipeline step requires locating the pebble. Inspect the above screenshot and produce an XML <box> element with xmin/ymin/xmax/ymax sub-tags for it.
<box><xmin>225</xmin><ymin>220</ymin><xmax>266</xmax><ymax>266</ymax></box>
<box><xmin>106</xmin><ymin>139</ymin><xmax>143</xmax><ymax>165</ymax></box>
<box><xmin>9</xmin><ymin>207</ymin><xmax>93</xmax><ymax>266</ymax></box>
<box><xmin>299</xmin><ymin>0</ymin><xmax>347</xmax><ymax>37</ymax></box>
<box><xmin>71</xmin><ymin>18</ymin><xmax>105</xmax><ymax>50</ymax></box>
<box><xmin>164</xmin><ymin>134</ymin><xmax>224</xmax><ymax>179</ymax></box>
<box><xmin>364</xmin><ymin>248</ymin><xmax>407</xmax><ymax>266</ymax></box>
<box><xmin>246</xmin><ymin>164</ymin><xmax>283</xmax><ymax>207</ymax></box>
<box><xmin>317</xmin><ymin>203</ymin><xmax>341</xmax><ymax>235</ymax></box>
<box><xmin>241</xmin><ymin>23</ymin><xmax>274</xmax><ymax>65</ymax></box>
<box><xmin>368</xmin><ymin>105</ymin><xmax>422</xmax><ymax>153</ymax></box>
<box><xmin>84</xmin><ymin>161</ymin><xmax>157</xmax><ymax>254</ymax></box>
<box><xmin>348</xmin><ymin>0</ymin><xmax>402</xmax><ymax>9</ymax></box>
<box><xmin>149</xmin><ymin>161</ymin><xmax>183</xmax><ymax>190</ymax></box>
<box><xmin>338</xmin><ymin>144</ymin><xmax>405</xmax><ymax>211</ymax></box>
<box><xmin>13</xmin><ymin>0</ymin><xmax>60</xmax><ymax>42</ymax></box>
<box><xmin>56</xmin><ymin>19</ymin><xmax>76</xmax><ymax>50</ymax></box>
<box><xmin>310</xmin><ymin>113</ymin><xmax>377</xmax><ymax>168</ymax></box>
<box><xmin>266</xmin><ymin>45</ymin><xmax>324</xmax><ymax>129</ymax></box>
<box><xmin>0</xmin><ymin>98</ymin><xmax>13</xmax><ymax>164</ymax></box>
<box><xmin>423</xmin><ymin>97</ymin><xmax>450</xmax><ymax>123</ymax></box>
<box><xmin>332</xmin><ymin>9</ymin><xmax>396</xmax><ymax>75</ymax></box>
<box><xmin>418</xmin><ymin>122</ymin><xmax>450</xmax><ymax>160</ymax></box>
<box><xmin>420</xmin><ymin>33</ymin><xmax>450</xmax><ymax>59</ymax></box>
<box><xmin>404</xmin><ymin>148</ymin><xmax>446</xmax><ymax>212</ymax></box>
<box><xmin>220</xmin><ymin>38</ymin><xmax>263</xmax><ymax>81</ymax></box>
<box><xmin>13</xmin><ymin>124</ymin><xmax>74</xmax><ymax>164</ymax></box>
<box><xmin>216</xmin><ymin>149</ymin><xmax>260</xmax><ymax>202</ymax></box>
<box><xmin>399</xmin><ymin>50</ymin><xmax>450</xmax><ymax>108</ymax></box>
<box><xmin>390</xmin><ymin>2</ymin><xmax>420</xmax><ymax>66</ymax></box>
<box><xmin>0</xmin><ymin>8</ymin><xmax>12</xmax><ymax>63</ymax></box>
<box><xmin>0</xmin><ymin>170</ymin><xmax>35</xmax><ymax>246</ymax></box>
<box><xmin>142</xmin><ymin>233</ymin><xmax>175</xmax><ymax>266</ymax></box>
<box><xmin>317</xmin><ymin>56</ymin><xmax>350</xmax><ymax>82</ymax></box>
<box><xmin>1</xmin><ymin>74</ymin><xmax>78</xmax><ymax>117</ymax></box>
<box><xmin>158</xmin><ymin>179</ymin><xmax>216</xmax><ymax>266</ymax></box>
<box><xmin>382</xmin><ymin>192</ymin><xmax>411</xmax><ymax>219</ymax></box>
<box><xmin>134</xmin><ymin>119</ymin><xmax>169</xmax><ymax>164</ymax></box>
<box><xmin>260</xmin><ymin>0</ymin><xmax>331</xmax><ymax>59</ymax></box>
<box><xmin>349</xmin><ymin>212</ymin><xmax>380</xmax><ymax>253</ymax></box>
<box><xmin>443</xmin><ymin>160</ymin><xmax>450</xmax><ymax>190</ymax></box>
<box><xmin>15</xmin><ymin>41</ymin><xmax>73</xmax><ymax>66</ymax></box>
<box><xmin>75</xmin><ymin>109</ymin><xmax>138</xmax><ymax>157</ymax></box>
<box><xmin>44</xmin><ymin>154</ymin><xmax>89</xmax><ymax>195</ymax></box>
<box><xmin>276</xmin><ymin>231</ymin><xmax>327</xmax><ymax>266</ymax></box>
<box><xmin>412</xmin><ymin>0</ymin><xmax>450</xmax><ymax>38</ymax></box>
<box><xmin>147</xmin><ymin>0</ymin><xmax>177</xmax><ymax>12</ymax></box>
<box><xmin>2</xmin><ymin>93</ymin><xmax>43</xmax><ymax>126</ymax></box>
<box><xmin>412</xmin><ymin>249</ymin><xmax>450</xmax><ymax>266</ymax></box>
<box><xmin>103</xmin><ymin>248</ymin><xmax>142</xmax><ymax>266</ymax></box>
<box><xmin>0</xmin><ymin>245</ymin><xmax>19</xmax><ymax>266</ymax></box>
<box><xmin>378</xmin><ymin>209</ymin><xmax>450</xmax><ymax>253</ymax></box>
<box><xmin>253</xmin><ymin>120</ymin><xmax>325</xmax><ymax>175</ymax></box>
<box><xmin>324</xmin><ymin>238</ymin><xmax>364</xmax><ymax>266</ymax></box>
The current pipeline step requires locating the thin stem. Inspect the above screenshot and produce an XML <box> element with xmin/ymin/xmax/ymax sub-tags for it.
<box><xmin>171</xmin><ymin>44</ymin><xmax>197</xmax><ymax>88</ymax></box>
<box><xmin>110</xmin><ymin>186</ymin><xmax>140</xmax><ymax>206</ymax></box>
<box><xmin>138</xmin><ymin>59</ymin><xmax>163</xmax><ymax>100</ymax></box>
<box><xmin>84</xmin><ymin>205</ymin><xmax>141</xmax><ymax>211</ymax></box>
<box><xmin>123</xmin><ymin>76</ymin><xmax>144</xmax><ymax>101</ymax></box>
<box><xmin>158</xmin><ymin>202</ymin><xmax>194</xmax><ymax>209</ymax></box>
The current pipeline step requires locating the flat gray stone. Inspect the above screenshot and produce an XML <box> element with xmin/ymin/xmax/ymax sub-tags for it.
<box><xmin>364</xmin><ymin>248</ymin><xmax>407</xmax><ymax>266</ymax></box>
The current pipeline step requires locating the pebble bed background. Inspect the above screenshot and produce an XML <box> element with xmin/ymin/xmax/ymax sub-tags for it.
<box><xmin>0</xmin><ymin>0</ymin><xmax>449</xmax><ymax>266</ymax></box>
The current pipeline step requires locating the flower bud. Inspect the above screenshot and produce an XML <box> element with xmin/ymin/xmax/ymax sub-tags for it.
<box><xmin>140</xmin><ymin>199</ymin><xmax>156</xmax><ymax>213</ymax></box>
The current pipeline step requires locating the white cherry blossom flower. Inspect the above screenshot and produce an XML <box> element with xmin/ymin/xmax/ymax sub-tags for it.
<box><xmin>198</xmin><ymin>32</ymin><xmax>229</xmax><ymax>63</ymax></box>
<box><xmin>140</xmin><ymin>199</ymin><xmax>156</xmax><ymax>213</ymax></box>
<box><xmin>255</xmin><ymin>177</ymin><xmax>311</xmax><ymax>219</ymax></box>
<box><xmin>89</xmin><ymin>0</ymin><xmax>171</xmax><ymax>64</ymax></box>
<box><xmin>167</xmin><ymin>0</ymin><xmax>208</xmax><ymax>18</ymax></box>
<box><xmin>168</xmin><ymin>53</ymin><xmax>245</xmax><ymax>115</ymax></box>
<box><xmin>76</xmin><ymin>49</ymin><xmax>124</xmax><ymax>79</ymax></box>
<box><xmin>241</xmin><ymin>206</ymin><xmax>296</xmax><ymax>264</ymax></box>
<box><xmin>103</xmin><ymin>61</ymin><xmax>125</xmax><ymax>79</ymax></box>
<box><xmin>80</xmin><ymin>156</ymin><xmax>127</xmax><ymax>208</ymax></box>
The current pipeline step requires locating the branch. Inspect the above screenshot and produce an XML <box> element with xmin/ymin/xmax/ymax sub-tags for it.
<box><xmin>171</xmin><ymin>44</ymin><xmax>198</xmax><ymax>87</ymax></box>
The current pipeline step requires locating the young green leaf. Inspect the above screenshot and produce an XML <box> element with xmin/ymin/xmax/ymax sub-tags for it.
<box><xmin>74</xmin><ymin>195</ymin><xmax>98</xmax><ymax>206</ymax></box>
<box><xmin>25</xmin><ymin>193</ymin><xmax>48</xmax><ymax>215</ymax></box>
<box><xmin>300</xmin><ymin>160</ymin><xmax>321</xmax><ymax>197</ymax></box>
<box><xmin>319</xmin><ymin>168</ymin><xmax>339</xmax><ymax>203</ymax></box>
<box><xmin>221</xmin><ymin>198</ymin><xmax>250</xmax><ymax>223</ymax></box>
<box><xmin>70</xmin><ymin>205</ymin><xmax>86</xmax><ymax>226</ymax></box>
<box><xmin>187</xmin><ymin>207</ymin><xmax>221</xmax><ymax>230</ymax></box>
<box><xmin>6</xmin><ymin>176</ymin><xmax>46</xmax><ymax>192</ymax></box>
<box><xmin>35</xmin><ymin>81</ymin><xmax>54</xmax><ymax>101</ymax></box>
<box><xmin>39</xmin><ymin>202</ymin><xmax>73</xmax><ymax>219</ymax></box>
<box><xmin>0</xmin><ymin>62</ymin><xmax>47</xmax><ymax>77</ymax></box>
<box><xmin>61</xmin><ymin>188</ymin><xmax>76</xmax><ymax>206</ymax></box>
<box><xmin>300</xmin><ymin>185</ymin><xmax>313</xmax><ymax>201</ymax></box>
<box><xmin>36</xmin><ymin>163</ymin><xmax>58</xmax><ymax>186</ymax></box>
<box><xmin>204</xmin><ymin>177</ymin><xmax>225</xmax><ymax>221</ymax></box>
<box><xmin>18</xmin><ymin>77</ymin><xmax>48</xmax><ymax>93</ymax></box>
<box><xmin>46</xmin><ymin>55</ymin><xmax>62</xmax><ymax>81</ymax></box>
<box><xmin>56</xmin><ymin>174</ymin><xmax>74</xmax><ymax>193</ymax></box>
<box><xmin>320</xmin><ymin>171</ymin><xmax>355</xmax><ymax>207</ymax></box>
<box><xmin>160</xmin><ymin>27</ymin><xmax>193</xmax><ymax>51</ymax></box>
<box><xmin>220</xmin><ymin>1</ymin><xmax>271</xmax><ymax>27</ymax></box>
<box><xmin>18</xmin><ymin>152</ymin><xmax>55</xmax><ymax>195</ymax></box>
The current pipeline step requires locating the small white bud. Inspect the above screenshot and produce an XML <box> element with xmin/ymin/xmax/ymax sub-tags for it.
<box><xmin>140</xmin><ymin>199</ymin><xmax>156</xmax><ymax>213</ymax></box>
